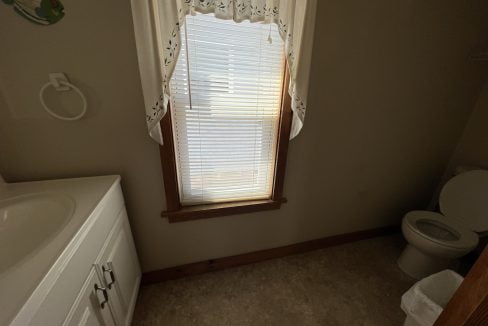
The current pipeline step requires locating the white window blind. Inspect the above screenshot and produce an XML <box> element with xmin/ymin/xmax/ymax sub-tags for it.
<box><xmin>169</xmin><ymin>13</ymin><xmax>285</xmax><ymax>205</ymax></box>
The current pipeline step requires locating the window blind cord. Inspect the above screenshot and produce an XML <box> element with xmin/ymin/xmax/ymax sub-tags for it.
<box><xmin>185</xmin><ymin>19</ymin><xmax>203</xmax><ymax>199</ymax></box>
<box><xmin>183</xmin><ymin>18</ymin><xmax>194</xmax><ymax>111</ymax></box>
<box><xmin>267</xmin><ymin>23</ymin><xmax>273</xmax><ymax>44</ymax></box>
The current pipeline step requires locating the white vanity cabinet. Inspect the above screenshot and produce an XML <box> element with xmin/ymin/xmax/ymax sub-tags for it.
<box><xmin>8</xmin><ymin>177</ymin><xmax>141</xmax><ymax>326</ymax></box>
<box><xmin>65</xmin><ymin>208</ymin><xmax>140</xmax><ymax>326</ymax></box>
<box><xmin>94</xmin><ymin>210</ymin><xmax>141</xmax><ymax>325</ymax></box>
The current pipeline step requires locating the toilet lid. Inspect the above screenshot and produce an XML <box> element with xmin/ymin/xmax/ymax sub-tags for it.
<box><xmin>440</xmin><ymin>170</ymin><xmax>488</xmax><ymax>232</ymax></box>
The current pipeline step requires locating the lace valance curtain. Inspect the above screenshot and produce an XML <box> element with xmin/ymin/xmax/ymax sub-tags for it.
<box><xmin>132</xmin><ymin>0</ymin><xmax>317</xmax><ymax>144</ymax></box>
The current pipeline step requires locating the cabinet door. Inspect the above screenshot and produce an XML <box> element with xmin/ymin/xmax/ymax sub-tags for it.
<box><xmin>99</xmin><ymin>210</ymin><xmax>141</xmax><ymax>325</ymax></box>
<box><xmin>63</xmin><ymin>267</ymin><xmax>116</xmax><ymax>326</ymax></box>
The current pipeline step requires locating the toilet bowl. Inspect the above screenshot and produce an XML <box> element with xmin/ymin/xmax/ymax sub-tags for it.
<box><xmin>399</xmin><ymin>170</ymin><xmax>488</xmax><ymax>279</ymax></box>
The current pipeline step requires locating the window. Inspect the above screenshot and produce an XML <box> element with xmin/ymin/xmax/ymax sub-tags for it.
<box><xmin>161</xmin><ymin>13</ymin><xmax>292</xmax><ymax>222</ymax></box>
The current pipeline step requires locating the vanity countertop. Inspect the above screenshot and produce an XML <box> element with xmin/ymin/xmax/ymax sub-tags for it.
<box><xmin>0</xmin><ymin>175</ymin><xmax>121</xmax><ymax>326</ymax></box>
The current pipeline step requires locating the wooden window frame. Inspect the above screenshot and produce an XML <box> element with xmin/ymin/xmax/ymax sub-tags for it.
<box><xmin>160</xmin><ymin>66</ymin><xmax>292</xmax><ymax>223</ymax></box>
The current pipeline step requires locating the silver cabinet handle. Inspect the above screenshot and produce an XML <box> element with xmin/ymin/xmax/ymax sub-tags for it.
<box><xmin>102</xmin><ymin>264</ymin><xmax>116</xmax><ymax>289</ymax></box>
<box><xmin>94</xmin><ymin>283</ymin><xmax>109</xmax><ymax>309</ymax></box>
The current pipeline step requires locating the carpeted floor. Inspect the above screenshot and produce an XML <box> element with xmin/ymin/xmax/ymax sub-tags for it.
<box><xmin>132</xmin><ymin>234</ymin><xmax>415</xmax><ymax>326</ymax></box>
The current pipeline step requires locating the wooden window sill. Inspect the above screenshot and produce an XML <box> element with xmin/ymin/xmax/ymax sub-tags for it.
<box><xmin>162</xmin><ymin>198</ymin><xmax>287</xmax><ymax>223</ymax></box>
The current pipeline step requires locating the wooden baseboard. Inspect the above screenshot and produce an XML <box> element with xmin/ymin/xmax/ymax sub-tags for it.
<box><xmin>141</xmin><ymin>225</ymin><xmax>399</xmax><ymax>285</ymax></box>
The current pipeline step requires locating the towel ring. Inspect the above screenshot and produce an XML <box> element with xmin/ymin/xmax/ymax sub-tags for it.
<box><xmin>39</xmin><ymin>80</ymin><xmax>87</xmax><ymax>121</ymax></box>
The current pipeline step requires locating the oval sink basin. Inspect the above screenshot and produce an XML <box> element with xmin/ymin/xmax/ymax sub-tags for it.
<box><xmin>0</xmin><ymin>193</ymin><xmax>75</xmax><ymax>274</ymax></box>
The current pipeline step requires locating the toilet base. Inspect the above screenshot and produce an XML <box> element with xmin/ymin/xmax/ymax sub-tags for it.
<box><xmin>398</xmin><ymin>244</ymin><xmax>451</xmax><ymax>279</ymax></box>
<box><xmin>403</xmin><ymin>316</ymin><xmax>422</xmax><ymax>326</ymax></box>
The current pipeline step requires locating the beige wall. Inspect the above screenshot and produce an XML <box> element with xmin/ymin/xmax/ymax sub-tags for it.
<box><xmin>1</xmin><ymin>0</ymin><xmax>487</xmax><ymax>272</ymax></box>
<box><xmin>446</xmin><ymin>82</ymin><xmax>488</xmax><ymax>173</ymax></box>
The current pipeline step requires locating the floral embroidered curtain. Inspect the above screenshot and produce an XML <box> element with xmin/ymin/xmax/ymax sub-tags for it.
<box><xmin>132</xmin><ymin>0</ymin><xmax>317</xmax><ymax>144</ymax></box>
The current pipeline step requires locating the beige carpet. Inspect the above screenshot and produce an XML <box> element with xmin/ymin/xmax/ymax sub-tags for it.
<box><xmin>132</xmin><ymin>234</ymin><xmax>415</xmax><ymax>326</ymax></box>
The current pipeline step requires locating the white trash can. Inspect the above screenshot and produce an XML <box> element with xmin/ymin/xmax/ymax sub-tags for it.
<box><xmin>400</xmin><ymin>270</ymin><xmax>464</xmax><ymax>326</ymax></box>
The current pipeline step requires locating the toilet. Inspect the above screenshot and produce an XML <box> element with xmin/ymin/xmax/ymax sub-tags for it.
<box><xmin>398</xmin><ymin>170</ymin><xmax>488</xmax><ymax>279</ymax></box>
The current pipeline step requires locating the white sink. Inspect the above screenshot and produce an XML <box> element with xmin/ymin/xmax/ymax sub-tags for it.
<box><xmin>0</xmin><ymin>175</ymin><xmax>120</xmax><ymax>326</ymax></box>
<box><xmin>0</xmin><ymin>193</ymin><xmax>75</xmax><ymax>274</ymax></box>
